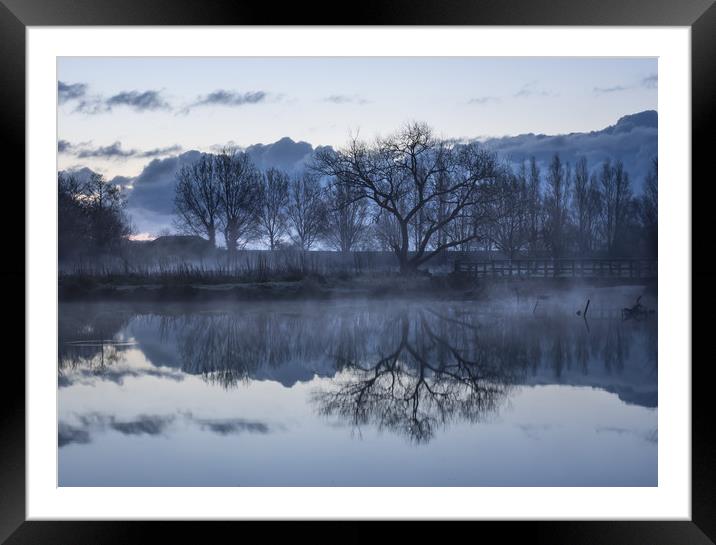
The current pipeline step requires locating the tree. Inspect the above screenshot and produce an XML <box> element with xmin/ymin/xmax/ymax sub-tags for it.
<box><xmin>256</xmin><ymin>167</ymin><xmax>290</xmax><ymax>250</ymax></box>
<box><xmin>82</xmin><ymin>172</ymin><xmax>133</xmax><ymax>252</ymax></box>
<box><xmin>599</xmin><ymin>159</ymin><xmax>633</xmax><ymax>255</ymax></box>
<box><xmin>639</xmin><ymin>158</ymin><xmax>658</xmax><ymax>258</ymax></box>
<box><xmin>526</xmin><ymin>156</ymin><xmax>543</xmax><ymax>256</ymax></box>
<box><xmin>543</xmin><ymin>153</ymin><xmax>571</xmax><ymax>258</ymax></box>
<box><xmin>173</xmin><ymin>154</ymin><xmax>221</xmax><ymax>247</ymax></box>
<box><xmin>490</xmin><ymin>166</ymin><xmax>528</xmax><ymax>259</ymax></box>
<box><xmin>315</xmin><ymin>122</ymin><xmax>500</xmax><ymax>273</ymax></box>
<box><xmin>324</xmin><ymin>175</ymin><xmax>371</xmax><ymax>252</ymax></box>
<box><xmin>214</xmin><ymin>149</ymin><xmax>262</xmax><ymax>256</ymax></box>
<box><xmin>58</xmin><ymin>173</ymin><xmax>88</xmax><ymax>259</ymax></box>
<box><xmin>286</xmin><ymin>172</ymin><xmax>327</xmax><ymax>251</ymax></box>
<box><xmin>573</xmin><ymin>157</ymin><xmax>601</xmax><ymax>254</ymax></box>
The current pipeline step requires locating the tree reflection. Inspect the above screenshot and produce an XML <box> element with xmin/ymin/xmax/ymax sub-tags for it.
<box><xmin>312</xmin><ymin>310</ymin><xmax>522</xmax><ymax>444</ymax></box>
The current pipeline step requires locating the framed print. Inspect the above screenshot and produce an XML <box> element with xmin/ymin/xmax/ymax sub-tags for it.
<box><xmin>4</xmin><ymin>0</ymin><xmax>714</xmax><ymax>542</ymax></box>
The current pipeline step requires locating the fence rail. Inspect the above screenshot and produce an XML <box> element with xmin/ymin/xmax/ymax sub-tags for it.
<box><xmin>454</xmin><ymin>259</ymin><xmax>658</xmax><ymax>280</ymax></box>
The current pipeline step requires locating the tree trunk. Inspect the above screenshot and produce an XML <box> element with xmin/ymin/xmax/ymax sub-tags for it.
<box><xmin>225</xmin><ymin>225</ymin><xmax>238</xmax><ymax>257</ymax></box>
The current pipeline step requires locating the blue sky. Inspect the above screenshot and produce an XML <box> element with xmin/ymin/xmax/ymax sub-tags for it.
<box><xmin>58</xmin><ymin>57</ymin><xmax>657</xmax><ymax>180</ymax></box>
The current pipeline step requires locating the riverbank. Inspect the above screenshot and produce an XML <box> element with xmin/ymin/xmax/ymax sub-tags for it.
<box><xmin>58</xmin><ymin>271</ymin><xmax>656</xmax><ymax>303</ymax></box>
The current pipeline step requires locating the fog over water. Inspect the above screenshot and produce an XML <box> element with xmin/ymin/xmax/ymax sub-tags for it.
<box><xmin>58</xmin><ymin>291</ymin><xmax>657</xmax><ymax>486</ymax></box>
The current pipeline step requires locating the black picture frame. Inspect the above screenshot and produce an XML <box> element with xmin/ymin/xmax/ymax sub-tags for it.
<box><xmin>3</xmin><ymin>0</ymin><xmax>713</xmax><ymax>542</ymax></box>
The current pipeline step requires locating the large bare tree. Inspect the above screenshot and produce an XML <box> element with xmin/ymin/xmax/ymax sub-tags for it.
<box><xmin>173</xmin><ymin>154</ymin><xmax>221</xmax><ymax>247</ymax></box>
<box><xmin>214</xmin><ymin>149</ymin><xmax>262</xmax><ymax>256</ymax></box>
<box><xmin>256</xmin><ymin>167</ymin><xmax>290</xmax><ymax>250</ymax></box>
<box><xmin>315</xmin><ymin>122</ymin><xmax>499</xmax><ymax>273</ymax></box>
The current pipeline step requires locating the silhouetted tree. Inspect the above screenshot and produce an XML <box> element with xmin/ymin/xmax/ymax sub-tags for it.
<box><xmin>214</xmin><ymin>149</ymin><xmax>262</xmax><ymax>256</ymax></box>
<box><xmin>324</xmin><ymin>175</ymin><xmax>370</xmax><ymax>252</ymax></box>
<box><xmin>573</xmin><ymin>157</ymin><xmax>601</xmax><ymax>254</ymax></box>
<box><xmin>256</xmin><ymin>167</ymin><xmax>290</xmax><ymax>250</ymax></box>
<box><xmin>543</xmin><ymin>153</ymin><xmax>571</xmax><ymax>258</ymax></box>
<box><xmin>639</xmin><ymin>158</ymin><xmax>658</xmax><ymax>258</ymax></box>
<box><xmin>173</xmin><ymin>154</ymin><xmax>221</xmax><ymax>247</ymax></box>
<box><xmin>315</xmin><ymin>122</ymin><xmax>500</xmax><ymax>273</ymax></box>
<box><xmin>287</xmin><ymin>172</ymin><xmax>327</xmax><ymax>251</ymax></box>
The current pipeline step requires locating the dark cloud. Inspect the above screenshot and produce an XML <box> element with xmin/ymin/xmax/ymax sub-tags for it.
<box><xmin>68</xmin><ymin>141</ymin><xmax>182</xmax><ymax>160</ymax></box>
<box><xmin>594</xmin><ymin>85</ymin><xmax>628</xmax><ymax>95</ymax></box>
<box><xmin>58</xmin><ymin>139</ymin><xmax>73</xmax><ymax>153</ymax></box>
<box><xmin>58</xmin><ymin>81</ymin><xmax>87</xmax><ymax>104</ymax></box>
<box><xmin>106</xmin><ymin>90</ymin><xmax>170</xmax><ymax>112</ymax></box>
<box><xmin>195</xmin><ymin>418</ymin><xmax>271</xmax><ymax>436</ymax></box>
<box><xmin>126</xmin><ymin>150</ymin><xmax>203</xmax><ymax>215</ymax></box>
<box><xmin>186</xmin><ymin>90</ymin><xmax>268</xmax><ymax>112</ymax></box>
<box><xmin>642</xmin><ymin>74</ymin><xmax>658</xmax><ymax>89</ymax></box>
<box><xmin>468</xmin><ymin>96</ymin><xmax>501</xmax><ymax>105</ymax></box>
<box><xmin>71</xmin><ymin>89</ymin><xmax>170</xmax><ymax>114</ymax></box>
<box><xmin>245</xmin><ymin>137</ymin><xmax>314</xmax><ymax>172</ymax></box>
<box><xmin>481</xmin><ymin>110</ymin><xmax>657</xmax><ymax>191</ymax></box>
<box><xmin>77</xmin><ymin>141</ymin><xmax>135</xmax><ymax>159</ymax></box>
<box><xmin>108</xmin><ymin>414</ymin><xmax>175</xmax><ymax>436</ymax></box>
<box><xmin>323</xmin><ymin>94</ymin><xmax>369</xmax><ymax>105</ymax></box>
<box><xmin>58</xmin><ymin>422</ymin><xmax>91</xmax><ymax>447</ymax></box>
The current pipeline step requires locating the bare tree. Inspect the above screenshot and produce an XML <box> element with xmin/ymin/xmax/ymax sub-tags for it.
<box><xmin>256</xmin><ymin>167</ymin><xmax>290</xmax><ymax>250</ymax></box>
<box><xmin>83</xmin><ymin>172</ymin><xmax>133</xmax><ymax>251</ymax></box>
<box><xmin>173</xmin><ymin>154</ymin><xmax>221</xmax><ymax>247</ymax></box>
<box><xmin>543</xmin><ymin>153</ymin><xmax>571</xmax><ymax>259</ymax></box>
<box><xmin>526</xmin><ymin>156</ymin><xmax>542</xmax><ymax>256</ymax></box>
<box><xmin>573</xmin><ymin>157</ymin><xmax>601</xmax><ymax>254</ymax></box>
<box><xmin>324</xmin><ymin>175</ymin><xmax>371</xmax><ymax>252</ymax></box>
<box><xmin>287</xmin><ymin>172</ymin><xmax>327</xmax><ymax>251</ymax></box>
<box><xmin>599</xmin><ymin>159</ymin><xmax>633</xmax><ymax>255</ymax></box>
<box><xmin>490</xmin><ymin>167</ymin><xmax>528</xmax><ymax>259</ymax></box>
<box><xmin>315</xmin><ymin>122</ymin><xmax>499</xmax><ymax>273</ymax></box>
<box><xmin>214</xmin><ymin>149</ymin><xmax>262</xmax><ymax>256</ymax></box>
<box><xmin>639</xmin><ymin>158</ymin><xmax>658</xmax><ymax>258</ymax></box>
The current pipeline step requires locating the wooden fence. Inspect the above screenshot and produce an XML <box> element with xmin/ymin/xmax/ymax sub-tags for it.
<box><xmin>454</xmin><ymin>259</ymin><xmax>657</xmax><ymax>280</ymax></box>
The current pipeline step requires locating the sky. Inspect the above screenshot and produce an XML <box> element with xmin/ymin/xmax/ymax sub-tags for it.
<box><xmin>57</xmin><ymin>57</ymin><xmax>658</xmax><ymax>180</ymax></box>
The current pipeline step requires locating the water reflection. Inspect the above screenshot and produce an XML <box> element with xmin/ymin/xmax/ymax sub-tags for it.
<box><xmin>59</xmin><ymin>301</ymin><xmax>657</xmax><ymax>446</ymax></box>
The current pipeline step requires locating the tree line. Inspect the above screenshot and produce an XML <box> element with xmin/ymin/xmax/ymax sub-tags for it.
<box><xmin>57</xmin><ymin>121</ymin><xmax>658</xmax><ymax>271</ymax></box>
<box><xmin>58</xmin><ymin>170</ymin><xmax>132</xmax><ymax>259</ymax></box>
<box><xmin>173</xmin><ymin>122</ymin><xmax>657</xmax><ymax>272</ymax></box>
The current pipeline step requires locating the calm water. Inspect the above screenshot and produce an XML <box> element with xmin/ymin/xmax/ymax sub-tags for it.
<box><xmin>58</xmin><ymin>296</ymin><xmax>657</xmax><ymax>486</ymax></box>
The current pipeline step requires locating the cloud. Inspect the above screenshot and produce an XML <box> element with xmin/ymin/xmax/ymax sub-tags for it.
<box><xmin>323</xmin><ymin>94</ymin><xmax>369</xmax><ymax>105</ymax></box>
<box><xmin>58</xmin><ymin>422</ymin><xmax>91</xmax><ymax>447</ymax></box>
<box><xmin>514</xmin><ymin>81</ymin><xmax>553</xmax><ymax>98</ymax></box>
<box><xmin>58</xmin><ymin>81</ymin><xmax>87</xmax><ymax>104</ymax></box>
<box><xmin>481</xmin><ymin>110</ymin><xmax>657</xmax><ymax>192</ymax></box>
<box><xmin>77</xmin><ymin>141</ymin><xmax>135</xmax><ymax>159</ymax></box>
<box><xmin>108</xmin><ymin>414</ymin><xmax>175</xmax><ymax>436</ymax></box>
<box><xmin>468</xmin><ymin>96</ymin><xmax>501</xmax><ymax>105</ymax></box>
<box><xmin>106</xmin><ymin>90</ymin><xmax>170</xmax><ymax>112</ymax></box>
<box><xmin>642</xmin><ymin>74</ymin><xmax>658</xmax><ymax>89</ymax></box>
<box><xmin>66</xmin><ymin>141</ymin><xmax>182</xmax><ymax>160</ymax></box>
<box><xmin>69</xmin><ymin>88</ymin><xmax>171</xmax><ymax>114</ymax></box>
<box><xmin>184</xmin><ymin>90</ymin><xmax>269</xmax><ymax>112</ymax></box>
<box><xmin>194</xmin><ymin>418</ymin><xmax>271</xmax><ymax>436</ymax></box>
<box><xmin>58</xmin><ymin>139</ymin><xmax>73</xmax><ymax>153</ymax></box>
<box><xmin>593</xmin><ymin>85</ymin><xmax>629</xmax><ymax>95</ymax></box>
